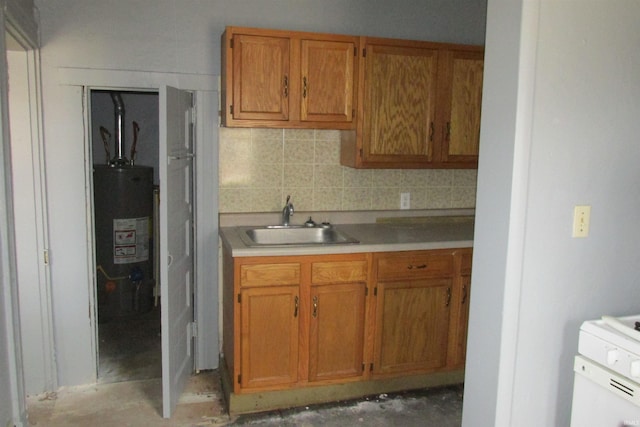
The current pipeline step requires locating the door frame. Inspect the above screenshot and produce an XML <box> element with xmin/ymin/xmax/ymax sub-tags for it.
<box><xmin>0</xmin><ymin>1</ymin><xmax>42</xmax><ymax>425</ymax></box>
<box><xmin>61</xmin><ymin>68</ymin><xmax>219</xmax><ymax>381</ymax></box>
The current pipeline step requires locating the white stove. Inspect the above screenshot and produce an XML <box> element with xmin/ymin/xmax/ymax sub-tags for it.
<box><xmin>571</xmin><ymin>315</ymin><xmax>640</xmax><ymax>426</ymax></box>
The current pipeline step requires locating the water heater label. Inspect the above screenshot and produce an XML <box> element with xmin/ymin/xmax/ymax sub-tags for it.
<box><xmin>113</xmin><ymin>217</ymin><xmax>150</xmax><ymax>264</ymax></box>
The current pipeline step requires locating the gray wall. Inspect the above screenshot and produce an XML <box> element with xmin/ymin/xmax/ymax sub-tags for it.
<box><xmin>35</xmin><ymin>0</ymin><xmax>487</xmax><ymax>388</ymax></box>
<box><xmin>464</xmin><ymin>0</ymin><xmax>640</xmax><ymax>426</ymax></box>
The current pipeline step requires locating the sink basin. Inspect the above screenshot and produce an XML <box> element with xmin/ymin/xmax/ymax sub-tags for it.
<box><xmin>238</xmin><ymin>225</ymin><xmax>360</xmax><ymax>246</ymax></box>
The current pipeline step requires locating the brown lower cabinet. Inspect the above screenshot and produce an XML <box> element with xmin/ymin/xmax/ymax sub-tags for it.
<box><xmin>221</xmin><ymin>247</ymin><xmax>472</xmax><ymax>411</ymax></box>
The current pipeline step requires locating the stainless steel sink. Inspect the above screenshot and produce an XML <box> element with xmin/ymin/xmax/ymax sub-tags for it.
<box><xmin>238</xmin><ymin>225</ymin><xmax>360</xmax><ymax>246</ymax></box>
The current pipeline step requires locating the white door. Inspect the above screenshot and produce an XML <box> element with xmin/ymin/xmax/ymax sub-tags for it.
<box><xmin>159</xmin><ymin>85</ymin><xmax>195</xmax><ymax>418</ymax></box>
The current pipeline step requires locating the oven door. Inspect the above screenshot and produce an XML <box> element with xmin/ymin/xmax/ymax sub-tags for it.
<box><xmin>570</xmin><ymin>355</ymin><xmax>640</xmax><ymax>426</ymax></box>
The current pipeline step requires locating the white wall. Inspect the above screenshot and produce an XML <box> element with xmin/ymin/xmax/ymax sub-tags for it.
<box><xmin>464</xmin><ymin>1</ymin><xmax>640</xmax><ymax>426</ymax></box>
<box><xmin>1</xmin><ymin>0</ymin><xmax>38</xmax><ymax>424</ymax></box>
<box><xmin>35</xmin><ymin>0</ymin><xmax>487</xmax><ymax>388</ymax></box>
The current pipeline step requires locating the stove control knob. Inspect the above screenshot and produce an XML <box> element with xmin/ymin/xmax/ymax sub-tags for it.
<box><xmin>606</xmin><ymin>349</ymin><xmax>620</xmax><ymax>365</ymax></box>
<box><xmin>631</xmin><ymin>360</ymin><xmax>640</xmax><ymax>378</ymax></box>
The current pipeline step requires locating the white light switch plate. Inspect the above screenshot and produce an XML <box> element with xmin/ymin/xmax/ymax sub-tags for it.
<box><xmin>572</xmin><ymin>205</ymin><xmax>591</xmax><ymax>238</ymax></box>
<box><xmin>400</xmin><ymin>193</ymin><xmax>410</xmax><ymax>209</ymax></box>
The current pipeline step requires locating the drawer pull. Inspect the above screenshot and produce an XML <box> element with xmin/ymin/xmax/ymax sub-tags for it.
<box><xmin>312</xmin><ymin>295</ymin><xmax>318</xmax><ymax>318</ymax></box>
<box><xmin>294</xmin><ymin>296</ymin><xmax>299</xmax><ymax>317</ymax></box>
<box><xmin>408</xmin><ymin>264</ymin><xmax>427</xmax><ymax>270</ymax></box>
<box><xmin>446</xmin><ymin>287</ymin><xmax>451</xmax><ymax>307</ymax></box>
<box><xmin>461</xmin><ymin>284</ymin><xmax>468</xmax><ymax>305</ymax></box>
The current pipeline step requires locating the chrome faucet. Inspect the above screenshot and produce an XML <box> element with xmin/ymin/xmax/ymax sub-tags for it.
<box><xmin>282</xmin><ymin>195</ymin><xmax>294</xmax><ymax>226</ymax></box>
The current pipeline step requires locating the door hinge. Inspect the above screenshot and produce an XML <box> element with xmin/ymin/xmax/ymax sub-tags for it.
<box><xmin>43</xmin><ymin>249</ymin><xmax>49</xmax><ymax>265</ymax></box>
<box><xmin>237</xmin><ymin>293</ymin><xmax>241</xmax><ymax>303</ymax></box>
<box><xmin>191</xmin><ymin>322</ymin><xmax>198</xmax><ymax>338</ymax></box>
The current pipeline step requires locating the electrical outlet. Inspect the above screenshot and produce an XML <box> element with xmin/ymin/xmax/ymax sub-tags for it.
<box><xmin>400</xmin><ymin>192</ymin><xmax>410</xmax><ymax>209</ymax></box>
<box><xmin>572</xmin><ymin>205</ymin><xmax>591</xmax><ymax>238</ymax></box>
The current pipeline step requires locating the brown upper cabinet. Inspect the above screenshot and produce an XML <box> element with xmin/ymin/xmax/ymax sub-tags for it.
<box><xmin>340</xmin><ymin>37</ymin><xmax>484</xmax><ymax>168</ymax></box>
<box><xmin>221</xmin><ymin>27</ymin><xmax>359</xmax><ymax>129</ymax></box>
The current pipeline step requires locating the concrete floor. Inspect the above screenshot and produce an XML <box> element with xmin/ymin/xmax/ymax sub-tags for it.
<box><xmin>98</xmin><ymin>306</ymin><xmax>162</xmax><ymax>384</ymax></box>
<box><xmin>27</xmin><ymin>371</ymin><xmax>463</xmax><ymax>426</ymax></box>
<box><xmin>29</xmin><ymin>305</ymin><xmax>462</xmax><ymax>425</ymax></box>
<box><xmin>27</xmin><ymin>371</ymin><xmax>228</xmax><ymax>427</ymax></box>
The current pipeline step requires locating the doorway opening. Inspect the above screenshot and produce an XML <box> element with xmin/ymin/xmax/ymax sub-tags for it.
<box><xmin>89</xmin><ymin>89</ymin><xmax>162</xmax><ymax>384</ymax></box>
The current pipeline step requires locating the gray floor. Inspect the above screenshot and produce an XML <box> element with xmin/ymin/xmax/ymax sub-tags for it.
<box><xmin>30</xmin><ymin>306</ymin><xmax>463</xmax><ymax>426</ymax></box>
<box><xmin>98</xmin><ymin>305</ymin><xmax>162</xmax><ymax>383</ymax></box>
<box><xmin>28</xmin><ymin>374</ymin><xmax>463</xmax><ymax>427</ymax></box>
<box><xmin>230</xmin><ymin>385</ymin><xmax>464</xmax><ymax>426</ymax></box>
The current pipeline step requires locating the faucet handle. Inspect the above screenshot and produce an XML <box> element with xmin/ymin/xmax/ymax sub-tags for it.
<box><xmin>285</xmin><ymin>195</ymin><xmax>291</xmax><ymax>205</ymax></box>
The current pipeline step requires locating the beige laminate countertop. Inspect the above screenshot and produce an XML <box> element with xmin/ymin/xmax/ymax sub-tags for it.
<box><xmin>220</xmin><ymin>217</ymin><xmax>474</xmax><ymax>257</ymax></box>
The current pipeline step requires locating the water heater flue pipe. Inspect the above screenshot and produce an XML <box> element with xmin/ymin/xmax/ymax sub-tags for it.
<box><xmin>110</xmin><ymin>92</ymin><xmax>129</xmax><ymax>166</ymax></box>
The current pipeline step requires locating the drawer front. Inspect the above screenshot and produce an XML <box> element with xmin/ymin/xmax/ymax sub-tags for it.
<box><xmin>311</xmin><ymin>260</ymin><xmax>368</xmax><ymax>284</ymax></box>
<box><xmin>376</xmin><ymin>251</ymin><xmax>453</xmax><ymax>281</ymax></box>
<box><xmin>240</xmin><ymin>263</ymin><xmax>301</xmax><ymax>287</ymax></box>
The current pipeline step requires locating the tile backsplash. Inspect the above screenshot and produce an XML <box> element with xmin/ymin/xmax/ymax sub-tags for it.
<box><xmin>219</xmin><ymin>128</ymin><xmax>477</xmax><ymax>213</ymax></box>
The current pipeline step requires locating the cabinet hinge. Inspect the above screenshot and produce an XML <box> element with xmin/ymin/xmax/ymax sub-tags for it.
<box><xmin>191</xmin><ymin>322</ymin><xmax>198</xmax><ymax>337</ymax></box>
<box><xmin>237</xmin><ymin>294</ymin><xmax>241</xmax><ymax>303</ymax></box>
<box><xmin>370</xmin><ymin>363</ymin><xmax>374</xmax><ymax>372</ymax></box>
<box><xmin>362</xmin><ymin>363</ymin><xmax>365</xmax><ymax>372</ymax></box>
<box><xmin>374</xmin><ymin>287</ymin><xmax>378</xmax><ymax>296</ymax></box>
<box><xmin>365</xmin><ymin>287</ymin><xmax>368</xmax><ymax>297</ymax></box>
<box><xmin>354</xmin><ymin>46</ymin><xmax>357</xmax><ymax>56</ymax></box>
<box><xmin>237</xmin><ymin>374</ymin><xmax>241</xmax><ymax>383</ymax></box>
<box><xmin>362</xmin><ymin>48</ymin><xmax>366</xmax><ymax>57</ymax></box>
<box><xmin>230</xmin><ymin>105</ymin><xmax>234</xmax><ymax>115</ymax></box>
<box><xmin>43</xmin><ymin>249</ymin><xmax>49</xmax><ymax>265</ymax></box>
<box><xmin>230</xmin><ymin>38</ymin><xmax>234</xmax><ymax>49</ymax></box>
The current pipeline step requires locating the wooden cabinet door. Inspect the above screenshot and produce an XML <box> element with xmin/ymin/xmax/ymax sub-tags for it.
<box><xmin>232</xmin><ymin>33</ymin><xmax>290</xmax><ymax>121</ymax></box>
<box><xmin>240</xmin><ymin>285</ymin><xmax>299</xmax><ymax>389</ymax></box>
<box><xmin>308</xmin><ymin>259</ymin><xmax>368</xmax><ymax>382</ymax></box>
<box><xmin>308</xmin><ymin>282</ymin><xmax>366</xmax><ymax>382</ymax></box>
<box><xmin>449</xmin><ymin>248</ymin><xmax>473</xmax><ymax>368</ymax></box>
<box><xmin>438</xmin><ymin>50</ymin><xmax>484</xmax><ymax>165</ymax></box>
<box><xmin>451</xmin><ymin>275</ymin><xmax>471</xmax><ymax>367</ymax></box>
<box><xmin>373</xmin><ymin>278</ymin><xmax>451</xmax><ymax>375</ymax></box>
<box><xmin>300</xmin><ymin>39</ymin><xmax>356</xmax><ymax>123</ymax></box>
<box><xmin>361</xmin><ymin>43</ymin><xmax>438</xmax><ymax>165</ymax></box>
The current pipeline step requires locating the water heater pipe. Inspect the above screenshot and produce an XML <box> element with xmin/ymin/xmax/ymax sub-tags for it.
<box><xmin>110</xmin><ymin>92</ymin><xmax>129</xmax><ymax>166</ymax></box>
